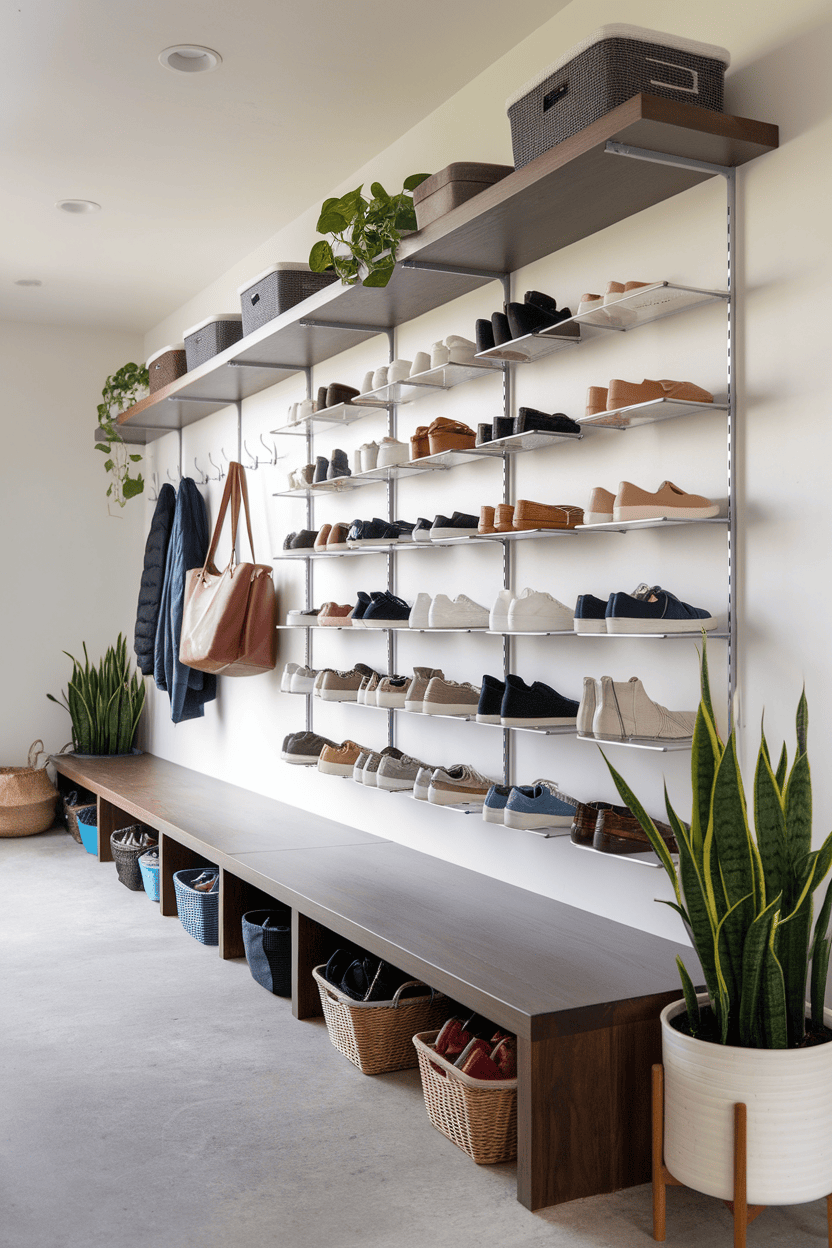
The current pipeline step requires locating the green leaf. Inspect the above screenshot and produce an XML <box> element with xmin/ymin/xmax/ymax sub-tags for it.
<box><xmin>403</xmin><ymin>172</ymin><xmax>430</xmax><ymax>191</ymax></box>
<box><xmin>711</xmin><ymin>732</ymin><xmax>757</xmax><ymax>914</ymax></box>
<box><xmin>122</xmin><ymin>475</ymin><xmax>144</xmax><ymax>499</ymax></box>
<box><xmin>698</xmin><ymin>636</ymin><xmax>720</xmax><ymax>735</ymax></box>
<box><xmin>104</xmin><ymin>459</ymin><xmax>114</xmax><ymax>472</ymax></box>
<box><xmin>811</xmin><ymin>882</ymin><xmax>832</xmax><ymax>1026</ymax></box>
<box><xmin>129</xmin><ymin>454</ymin><xmax>142</xmax><ymax>462</ymax></box>
<box><xmin>690</xmin><ymin>701</ymin><xmax>722</xmax><ymax>856</ymax></box>
<box><xmin>316</xmin><ymin>208</ymin><xmax>350</xmax><ymax>235</ymax></box>
<box><xmin>362</xmin><ymin>264</ymin><xmax>395</xmax><ymax>287</ymax></box>
<box><xmin>762</xmin><ymin>921</ymin><xmax>789</xmax><ymax>1048</ymax></box>
<box><xmin>754</xmin><ymin>741</ymin><xmax>787</xmax><ymax>902</ymax></box>
<box><xmin>94</xmin><ymin>443</ymin><xmax>110</xmax><ymax>453</ymax></box>
<box><xmin>784</xmin><ymin>750</ymin><xmax>812</xmax><ymax>876</ymax></box>
<box><xmin>676</xmin><ymin>956</ymin><xmax>702</xmax><ymax>1038</ymax></box>
<box><xmin>370</xmin><ymin>181</ymin><xmax>388</xmax><ymax>199</ymax></box>
<box><xmin>308</xmin><ymin>240</ymin><xmax>334</xmax><ymax>273</ymax></box>
<box><xmin>796</xmin><ymin>687</ymin><xmax>808</xmax><ymax>757</ymax></box>
<box><xmin>739</xmin><ymin>893</ymin><xmax>781</xmax><ymax>1046</ymax></box>
<box><xmin>775</xmin><ymin>743</ymin><xmax>789</xmax><ymax>792</ymax></box>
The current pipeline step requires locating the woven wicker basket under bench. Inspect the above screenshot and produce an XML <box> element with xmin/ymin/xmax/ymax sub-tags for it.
<box><xmin>51</xmin><ymin>750</ymin><xmax>697</xmax><ymax>1213</ymax></box>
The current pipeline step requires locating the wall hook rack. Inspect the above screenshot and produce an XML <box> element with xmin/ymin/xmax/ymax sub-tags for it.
<box><xmin>193</xmin><ymin>457</ymin><xmax>209</xmax><ymax>485</ymax></box>
<box><xmin>243</xmin><ymin>440</ymin><xmax>260</xmax><ymax>470</ymax></box>
<box><xmin>207</xmin><ymin>452</ymin><xmax>224</xmax><ymax>482</ymax></box>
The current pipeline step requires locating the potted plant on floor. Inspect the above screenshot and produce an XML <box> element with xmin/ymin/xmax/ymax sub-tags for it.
<box><xmin>603</xmin><ymin>645</ymin><xmax>832</xmax><ymax>1207</ymax></box>
<box><xmin>308</xmin><ymin>173</ymin><xmax>429</xmax><ymax>288</ymax></box>
<box><xmin>47</xmin><ymin>634</ymin><xmax>146</xmax><ymax>757</ymax></box>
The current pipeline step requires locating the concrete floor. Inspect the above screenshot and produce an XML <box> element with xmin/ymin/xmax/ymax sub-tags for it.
<box><xmin>3</xmin><ymin>829</ymin><xmax>830</xmax><ymax>1248</ymax></box>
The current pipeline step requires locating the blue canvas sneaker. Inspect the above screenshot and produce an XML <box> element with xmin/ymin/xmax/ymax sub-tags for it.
<box><xmin>605</xmin><ymin>584</ymin><xmax>716</xmax><ymax>634</ymax></box>
<box><xmin>573</xmin><ymin>593</ymin><xmax>608</xmax><ymax>633</ymax></box>
<box><xmin>503</xmin><ymin>780</ymin><xmax>578</xmax><ymax>830</ymax></box>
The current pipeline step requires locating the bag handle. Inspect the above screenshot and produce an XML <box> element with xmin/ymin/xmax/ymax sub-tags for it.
<box><xmin>392</xmin><ymin>980</ymin><xmax>434</xmax><ymax>1007</ymax></box>
<box><xmin>199</xmin><ymin>462</ymin><xmax>257</xmax><ymax>580</ymax></box>
<box><xmin>27</xmin><ymin>740</ymin><xmax>47</xmax><ymax>769</ymax></box>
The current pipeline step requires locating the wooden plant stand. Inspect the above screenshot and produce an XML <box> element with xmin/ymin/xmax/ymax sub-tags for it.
<box><xmin>652</xmin><ymin>1064</ymin><xmax>832</xmax><ymax>1247</ymax></box>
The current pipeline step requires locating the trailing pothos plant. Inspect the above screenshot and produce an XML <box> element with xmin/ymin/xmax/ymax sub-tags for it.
<box><xmin>95</xmin><ymin>362</ymin><xmax>149</xmax><ymax>508</ymax></box>
<box><xmin>308</xmin><ymin>173</ymin><xmax>429</xmax><ymax>288</ymax></box>
<box><xmin>604</xmin><ymin>642</ymin><xmax>832</xmax><ymax>1049</ymax></box>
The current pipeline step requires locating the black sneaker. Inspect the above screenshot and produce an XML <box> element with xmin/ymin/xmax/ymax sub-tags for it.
<box><xmin>477</xmin><ymin>674</ymin><xmax>506</xmax><ymax>724</ymax></box>
<box><xmin>412</xmin><ymin>517</ymin><xmax>433</xmax><ymax>543</ymax></box>
<box><xmin>500</xmin><ymin>674</ymin><xmax>579</xmax><ymax>727</ymax></box>
<box><xmin>392</xmin><ymin>519</ymin><xmax>415</xmax><ymax>542</ymax></box>
<box><xmin>524</xmin><ymin>289</ymin><xmax>560</xmax><ymax>318</ymax></box>
<box><xmin>283</xmin><ymin>532</ymin><xmax>297</xmax><ymax>550</ymax></box>
<box><xmin>475</xmin><ymin>319</ymin><xmax>495</xmax><ymax>353</ymax></box>
<box><xmin>362</xmin><ymin>592</ymin><xmax>412</xmax><ymax>628</ymax></box>
<box><xmin>350</xmin><ymin>591</ymin><xmax>373</xmax><ymax>627</ymax></box>
<box><xmin>288</xmin><ymin>530</ymin><xmax>318</xmax><ymax>549</ymax></box>
<box><xmin>493</xmin><ymin>416</ymin><xmax>514</xmax><ymax>441</ymax></box>
<box><xmin>430</xmin><ymin>511</ymin><xmax>479</xmax><ymax>540</ymax></box>
<box><xmin>491</xmin><ymin>311</ymin><xmax>512</xmax><ymax>346</ymax></box>
<box><xmin>513</xmin><ymin>408</ymin><xmax>581</xmax><ymax>436</ymax></box>
<box><xmin>476</xmin><ymin>423</ymin><xmax>493</xmax><ymax>446</ymax></box>
<box><xmin>574</xmin><ymin>593</ymin><xmax>609</xmax><ymax>634</ymax></box>
<box><xmin>313</xmin><ymin>455</ymin><xmax>329</xmax><ymax>483</ymax></box>
<box><xmin>347</xmin><ymin>517</ymin><xmax>398</xmax><ymax>546</ymax></box>
<box><xmin>327</xmin><ymin>448</ymin><xmax>351</xmax><ymax>480</ymax></box>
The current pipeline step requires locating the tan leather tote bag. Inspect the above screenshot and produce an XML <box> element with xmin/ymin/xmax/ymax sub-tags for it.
<box><xmin>180</xmin><ymin>462</ymin><xmax>277</xmax><ymax>676</ymax></box>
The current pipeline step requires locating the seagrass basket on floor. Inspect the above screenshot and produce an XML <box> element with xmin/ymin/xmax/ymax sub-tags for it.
<box><xmin>413</xmin><ymin>1030</ymin><xmax>518</xmax><ymax>1165</ymax></box>
<box><xmin>0</xmin><ymin>741</ymin><xmax>58</xmax><ymax>837</ymax></box>
<box><xmin>312</xmin><ymin>965</ymin><xmax>448</xmax><ymax>1076</ymax></box>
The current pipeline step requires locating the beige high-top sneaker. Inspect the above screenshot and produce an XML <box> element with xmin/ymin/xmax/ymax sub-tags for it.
<box><xmin>592</xmin><ymin>676</ymin><xmax>696</xmax><ymax>740</ymax></box>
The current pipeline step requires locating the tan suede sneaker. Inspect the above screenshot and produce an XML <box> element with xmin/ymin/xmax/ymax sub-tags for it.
<box><xmin>317</xmin><ymin>740</ymin><xmax>369</xmax><ymax>777</ymax></box>
<box><xmin>585</xmin><ymin>487</ymin><xmax>615</xmax><ymax>525</ymax></box>
<box><xmin>317</xmin><ymin>666</ymin><xmax>376</xmax><ymax>702</ymax></box>
<box><xmin>428</xmin><ymin>764</ymin><xmax>496</xmax><ymax>806</ymax></box>
<box><xmin>318</xmin><ymin>602</ymin><xmax>354</xmax><ymax>626</ymax></box>
<box><xmin>422</xmin><ymin>678</ymin><xmax>481</xmax><ymax>717</ymax></box>
<box><xmin>613</xmin><ymin>480</ymin><xmax>719</xmax><ymax>522</ymax></box>
<box><xmin>403</xmin><ymin>667</ymin><xmax>444</xmax><ymax>714</ymax></box>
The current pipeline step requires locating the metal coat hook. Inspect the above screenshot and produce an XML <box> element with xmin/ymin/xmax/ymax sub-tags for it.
<box><xmin>193</xmin><ymin>457</ymin><xmax>209</xmax><ymax>485</ymax></box>
<box><xmin>243</xmin><ymin>440</ymin><xmax>260</xmax><ymax>470</ymax></box>
<box><xmin>259</xmin><ymin>433</ymin><xmax>282</xmax><ymax>466</ymax></box>
<box><xmin>166</xmin><ymin>465</ymin><xmax>182</xmax><ymax>484</ymax></box>
<box><xmin>207</xmin><ymin>452</ymin><xmax>224</xmax><ymax>481</ymax></box>
<box><xmin>148</xmin><ymin>472</ymin><xmax>159</xmax><ymax>502</ymax></box>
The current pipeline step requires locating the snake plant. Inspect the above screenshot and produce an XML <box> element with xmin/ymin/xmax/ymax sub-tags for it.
<box><xmin>47</xmin><ymin>634</ymin><xmax>145</xmax><ymax>755</ymax></box>
<box><xmin>603</xmin><ymin>643</ymin><xmax>832</xmax><ymax>1049</ymax></box>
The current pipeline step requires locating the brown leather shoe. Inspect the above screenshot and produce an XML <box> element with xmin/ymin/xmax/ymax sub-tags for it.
<box><xmin>493</xmin><ymin>504</ymin><xmax>515</xmax><ymax>532</ymax></box>
<box><xmin>585</xmin><ymin>386</ymin><xmax>608</xmax><ymax>417</ymax></box>
<box><xmin>410</xmin><ymin>426</ymin><xmax>430</xmax><ymax>460</ymax></box>
<box><xmin>571</xmin><ymin>800</ymin><xmax>626</xmax><ymax>845</ymax></box>
<box><xmin>479</xmin><ymin>506</ymin><xmax>496</xmax><ymax>534</ymax></box>
<box><xmin>607</xmin><ymin>378</ymin><xmax>714</xmax><ymax>410</ymax></box>
<box><xmin>427</xmin><ymin>417</ymin><xmax>476</xmax><ymax>455</ymax></box>
<box><xmin>513</xmin><ymin>499</ymin><xmax>584</xmax><ymax>530</ymax></box>
<box><xmin>593</xmin><ymin>806</ymin><xmax>679</xmax><ymax>855</ymax></box>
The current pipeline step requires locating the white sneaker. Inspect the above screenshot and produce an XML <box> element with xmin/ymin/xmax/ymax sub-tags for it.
<box><xmin>289</xmin><ymin>665</ymin><xmax>317</xmax><ymax>694</ymax></box>
<box><xmin>376</xmin><ymin>437</ymin><xmax>409</xmax><ymax>468</ymax></box>
<box><xmin>445</xmin><ymin>335</ymin><xmax>477</xmax><ymax>365</ymax></box>
<box><xmin>360</xmin><ymin>370</ymin><xmax>375</xmax><ymax>395</ymax></box>
<box><xmin>387</xmin><ymin>359</ymin><xmax>412</xmax><ymax>384</ymax></box>
<box><xmin>408</xmin><ymin>593</ymin><xmax>432</xmax><ymax>629</ymax></box>
<box><xmin>352</xmin><ymin>749</ymin><xmax>372</xmax><ymax>784</ymax></box>
<box><xmin>361</xmin><ymin>442</ymin><xmax>379</xmax><ymax>472</ymax></box>
<box><xmin>489</xmin><ymin>589</ymin><xmax>514</xmax><ymax>633</ymax></box>
<box><xmin>411</xmin><ymin>351</ymin><xmax>431</xmax><ymax>377</ymax></box>
<box><xmin>297</xmin><ymin>398</ymin><xmax>314</xmax><ymax>420</ymax></box>
<box><xmin>427</xmin><ymin>594</ymin><xmax>489</xmax><ymax>629</ymax></box>
<box><xmin>506</xmin><ymin>588</ymin><xmax>574</xmax><ymax>632</ymax></box>
<box><xmin>372</xmin><ymin>366</ymin><xmax>388</xmax><ymax>390</ymax></box>
<box><xmin>412</xmin><ymin>766</ymin><xmax>435</xmax><ymax>801</ymax></box>
<box><xmin>280</xmin><ymin>662</ymin><xmax>300</xmax><ymax>692</ymax></box>
<box><xmin>577</xmin><ymin>677</ymin><xmax>599</xmax><ymax>736</ymax></box>
<box><xmin>592</xmin><ymin>675</ymin><xmax>696</xmax><ymax>740</ymax></box>
<box><xmin>430</xmin><ymin>341</ymin><xmax>449</xmax><ymax>368</ymax></box>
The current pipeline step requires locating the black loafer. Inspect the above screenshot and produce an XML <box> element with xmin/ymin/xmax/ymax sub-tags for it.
<box><xmin>475</xmin><ymin>319</ymin><xmax>496</xmax><ymax>353</ymax></box>
<box><xmin>524</xmin><ymin>289</ymin><xmax>560</xmax><ymax>318</ymax></box>
<box><xmin>493</xmin><ymin>416</ymin><xmax>514</xmax><ymax>440</ymax></box>
<box><xmin>514</xmin><ymin>408</ymin><xmax>581</xmax><ymax>436</ymax></box>
<box><xmin>476</xmin><ymin>423</ymin><xmax>493</xmax><ymax>446</ymax></box>
<box><xmin>507</xmin><ymin>301</ymin><xmax>553</xmax><ymax>338</ymax></box>
<box><xmin>491</xmin><ymin>311</ymin><xmax>513</xmax><ymax>346</ymax></box>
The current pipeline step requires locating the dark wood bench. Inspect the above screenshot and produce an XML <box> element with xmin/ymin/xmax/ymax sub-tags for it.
<box><xmin>53</xmin><ymin>752</ymin><xmax>698</xmax><ymax>1212</ymax></box>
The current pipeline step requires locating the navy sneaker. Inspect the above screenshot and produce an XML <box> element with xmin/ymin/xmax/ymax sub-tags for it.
<box><xmin>412</xmin><ymin>517</ymin><xmax>433</xmax><ymax>543</ymax></box>
<box><xmin>347</xmin><ymin>517</ymin><xmax>398</xmax><ymax>546</ymax></box>
<box><xmin>606</xmin><ymin>584</ymin><xmax>717</xmax><ymax>634</ymax></box>
<box><xmin>350</xmin><ymin>591</ymin><xmax>373</xmax><ymax>629</ymax></box>
<box><xmin>430</xmin><ymin>511</ymin><xmax>479</xmax><ymax>540</ymax></box>
<box><xmin>362</xmin><ymin>592</ymin><xmax>412</xmax><ymax>628</ymax></box>
<box><xmin>477</xmin><ymin>675</ymin><xmax>506</xmax><ymax>724</ymax></box>
<box><xmin>574</xmin><ymin>593</ymin><xmax>608</xmax><ymax>634</ymax></box>
<box><xmin>392</xmin><ymin>519</ymin><xmax>416</xmax><ymax>542</ymax></box>
<box><xmin>500</xmin><ymin>674</ymin><xmax>579</xmax><ymax>727</ymax></box>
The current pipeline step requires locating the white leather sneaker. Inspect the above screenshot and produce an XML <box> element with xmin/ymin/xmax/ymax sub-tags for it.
<box><xmin>410</xmin><ymin>351</ymin><xmax>431</xmax><ymax>376</ymax></box>
<box><xmin>408</xmin><ymin>593</ymin><xmax>432</xmax><ymax>629</ymax></box>
<box><xmin>361</xmin><ymin>441</ymin><xmax>379</xmax><ymax>472</ymax></box>
<box><xmin>387</xmin><ymin>359</ymin><xmax>412</xmax><ymax>384</ymax></box>
<box><xmin>427</xmin><ymin>594</ymin><xmax>490</xmax><ymax>629</ymax></box>
<box><xmin>489</xmin><ymin>589</ymin><xmax>514</xmax><ymax>632</ymax></box>
<box><xmin>376</xmin><ymin>437</ymin><xmax>409</xmax><ymax>468</ymax></box>
<box><xmin>506</xmin><ymin>589</ymin><xmax>574</xmax><ymax>632</ymax></box>
<box><xmin>289</xmin><ymin>665</ymin><xmax>317</xmax><ymax>694</ymax></box>
<box><xmin>280</xmin><ymin>662</ymin><xmax>300</xmax><ymax>692</ymax></box>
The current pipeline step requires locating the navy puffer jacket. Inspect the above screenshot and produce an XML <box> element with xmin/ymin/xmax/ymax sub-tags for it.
<box><xmin>134</xmin><ymin>483</ymin><xmax>176</xmax><ymax>675</ymax></box>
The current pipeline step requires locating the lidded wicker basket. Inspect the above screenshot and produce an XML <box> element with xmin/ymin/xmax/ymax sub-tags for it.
<box><xmin>0</xmin><ymin>741</ymin><xmax>58</xmax><ymax>837</ymax></box>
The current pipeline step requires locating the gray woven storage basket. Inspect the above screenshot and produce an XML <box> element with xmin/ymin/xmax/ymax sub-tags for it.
<box><xmin>237</xmin><ymin>264</ymin><xmax>338</xmax><ymax>336</ymax></box>
<box><xmin>111</xmin><ymin>826</ymin><xmax>157</xmax><ymax>891</ymax></box>
<box><xmin>506</xmin><ymin>24</ymin><xmax>730</xmax><ymax>169</ymax></box>
<box><xmin>183</xmin><ymin>315</ymin><xmax>243</xmax><ymax>371</ymax></box>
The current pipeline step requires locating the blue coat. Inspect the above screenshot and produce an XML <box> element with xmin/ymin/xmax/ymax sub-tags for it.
<box><xmin>154</xmin><ymin>477</ymin><xmax>217</xmax><ymax>723</ymax></box>
<box><xmin>134</xmin><ymin>483</ymin><xmax>176</xmax><ymax>675</ymax></box>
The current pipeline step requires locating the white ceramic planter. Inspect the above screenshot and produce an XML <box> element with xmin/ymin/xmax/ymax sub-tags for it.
<box><xmin>662</xmin><ymin>995</ymin><xmax>832</xmax><ymax>1205</ymax></box>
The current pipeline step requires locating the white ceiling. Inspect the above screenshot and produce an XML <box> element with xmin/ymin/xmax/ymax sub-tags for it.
<box><xmin>0</xmin><ymin>0</ymin><xmax>565</xmax><ymax>333</ymax></box>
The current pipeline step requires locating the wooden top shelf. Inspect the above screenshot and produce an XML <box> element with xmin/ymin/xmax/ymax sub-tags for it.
<box><xmin>118</xmin><ymin>94</ymin><xmax>777</xmax><ymax>442</ymax></box>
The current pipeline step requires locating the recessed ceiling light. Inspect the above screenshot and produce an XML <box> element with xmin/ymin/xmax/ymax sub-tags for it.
<box><xmin>56</xmin><ymin>199</ymin><xmax>101</xmax><ymax>214</ymax></box>
<box><xmin>159</xmin><ymin>44</ymin><xmax>222</xmax><ymax>73</ymax></box>
<box><xmin>14</xmin><ymin>279</ymin><xmax>42</xmax><ymax>287</ymax></box>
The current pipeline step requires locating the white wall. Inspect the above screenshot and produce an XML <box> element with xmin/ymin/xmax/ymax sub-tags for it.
<box><xmin>0</xmin><ymin>319</ymin><xmax>145</xmax><ymax>765</ymax></box>
<box><xmin>138</xmin><ymin>0</ymin><xmax>832</xmax><ymax>942</ymax></box>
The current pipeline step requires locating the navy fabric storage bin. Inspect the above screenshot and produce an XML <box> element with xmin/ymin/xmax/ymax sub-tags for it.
<box><xmin>506</xmin><ymin>24</ymin><xmax>730</xmax><ymax>169</ymax></box>
<box><xmin>242</xmin><ymin>907</ymin><xmax>292</xmax><ymax>995</ymax></box>
<box><xmin>183</xmin><ymin>315</ymin><xmax>243</xmax><ymax>371</ymax></box>
<box><xmin>173</xmin><ymin>868</ymin><xmax>219</xmax><ymax>945</ymax></box>
<box><xmin>237</xmin><ymin>264</ymin><xmax>337</xmax><ymax>336</ymax></box>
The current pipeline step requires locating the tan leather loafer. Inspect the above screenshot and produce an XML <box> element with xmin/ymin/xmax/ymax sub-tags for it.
<box><xmin>513</xmin><ymin>500</ymin><xmax>584</xmax><ymax>530</ymax></box>
<box><xmin>607</xmin><ymin>378</ymin><xmax>714</xmax><ymax>410</ymax></box>
<box><xmin>614</xmin><ymin>480</ymin><xmax>719</xmax><ymax>521</ymax></box>
<box><xmin>427</xmin><ymin>417</ymin><xmax>476</xmax><ymax>456</ymax></box>
<box><xmin>410</xmin><ymin>426</ymin><xmax>430</xmax><ymax>460</ymax></box>
<box><xmin>479</xmin><ymin>506</ymin><xmax>496</xmax><ymax>534</ymax></box>
<box><xmin>493</xmin><ymin>504</ymin><xmax>515</xmax><ymax>532</ymax></box>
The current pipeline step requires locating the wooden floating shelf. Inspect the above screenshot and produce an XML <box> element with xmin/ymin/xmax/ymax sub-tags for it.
<box><xmin>117</xmin><ymin>95</ymin><xmax>777</xmax><ymax>443</ymax></box>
